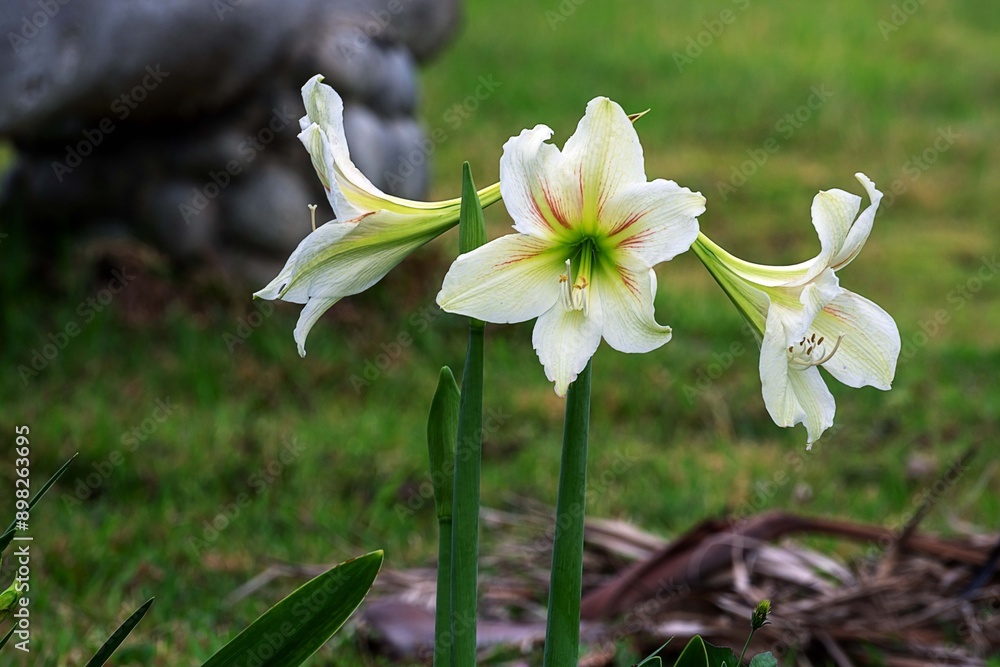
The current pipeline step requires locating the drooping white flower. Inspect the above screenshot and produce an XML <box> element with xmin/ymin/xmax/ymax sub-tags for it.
<box><xmin>692</xmin><ymin>173</ymin><xmax>900</xmax><ymax>446</ymax></box>
<box><xmin>437</xmin><ymin>97</ymin><xmax>706</xmax><ymax>396</ymax></box>
<box><xmin>255</xmin><ymin>75</ymin><xmax>501</xmax><ymax>355</ymax></box>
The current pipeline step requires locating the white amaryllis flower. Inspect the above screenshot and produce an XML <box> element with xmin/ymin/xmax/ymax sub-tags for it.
<box><xmin>436</xmin><ymin>97</ymin><xmax>706</xmax><ymax>396</ymax></box>
<box><xmin>255</xmin><ymin>75</ymin><xmax>501</xmax><ymax>355</ymax></box>
<box><xmin>692</xmin><ymin>173</ymin><xmax>900</xmax><ymax>446</ymax></box>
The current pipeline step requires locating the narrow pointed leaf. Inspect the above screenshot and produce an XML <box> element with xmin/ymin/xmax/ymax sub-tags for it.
<box><xmin>0</xmin><ymin>453</ymin><xmax>78</xmax><ymax>553</ymax></box>
<box><xmin>459</xmin><ymin>162</ymin><xmax>486</xmax><ymax>254</ymax></box>
<box><xmin>428</xmin><ymin>367</ymin><xmax>459</xmax><ymax>519</ymax></box>
<box><xmin>0</xmin><ymin>625</ymin><xmax>15</xmax><ymax>652</ymax></box>
<box><xmin>428</xmin><ymin>366</ymin><xmax>459</xmax><ymax>667</ymax></box>
<box><xmin>84</xmin><ymin>597</ymin><xmax>155</xmax><ymax>667</ymax></box>
<box><xmin>636</xmin><ymin>639</ymin><xmax>672</xmax><ymax>666</ymax></box>
<box><xmin>202</xmin><ymin>550</ymin><xmax>383</xmax><ymax>667</ymax></box>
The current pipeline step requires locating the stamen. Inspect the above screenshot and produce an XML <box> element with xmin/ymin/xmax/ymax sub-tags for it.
<box><xmin>308</xmin><ymin>204</ymin><xmax>318</xmax><ymax>232</ymax></box>
<box><xmin>788</xmin><ymin>334</ymin><xmax>846</xmax><ymax>368</ymax></box>
<box><xmin>559</xmin><ymin>259</ymin><xmax>573</xmax><ymax>311</ymax></box>
<box><xmin>811</xmin><ymin>334</ymin><xmax>845</xmax><ymax>366</ymax></box>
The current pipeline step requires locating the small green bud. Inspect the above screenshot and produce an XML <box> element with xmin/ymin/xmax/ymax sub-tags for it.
<box><xmin>751</xmin><ymin>599</ymin><xmax>772</xmax><ymax>631</ymax></box>
<box><xmin>0</xmin><ymin>578</ymin><xmax>24</xmax><ymax>621</ymax></box>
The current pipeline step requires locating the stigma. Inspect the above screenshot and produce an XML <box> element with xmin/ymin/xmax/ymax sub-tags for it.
<box><xmin>787</xmin><ymin>332</ymin><xmax>844</xmax><ymax>369</ymax></box>
<box><xmin>559</xmin><ymin>259</ymin><xmax>590</xmax><ymax>316</ymax></box>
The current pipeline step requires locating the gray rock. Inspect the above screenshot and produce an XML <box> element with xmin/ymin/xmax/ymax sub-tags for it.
<box><xmin>221</xmin><ymin>164</ymin><xmax>313</xmax><ymax>255</ymax></box>
<box><xmin>342</xmin><ymin>103</ymin><xmax>396</xmax><ymax>194</ymax></box>
<box><xmin>0</xmin><ymin>0</ymin><xmax>317</xmax><ymax>138</ymax></box>
<box><xmin>316</xmin><ymin>30</ymin><xmax>419</xmax><ymax>117</ymax></box>
<box><xmin>142</xmin><ymin>180</ymin><xmax>219</xmax><ymax>260</ymax></box>
<box><xmin>332</xmin><ymin>0</ymin><xmax>463</xmax><ymax>63</ymax></box>
<box><xmin>384</xmin><ymin>117</ymin><xmax>431</xmax><ymax>201</ymax></box>
<box><xmin>0</xmin><ymin>0</ymin><xmax>465</xmax><ymax>276</ymax></box>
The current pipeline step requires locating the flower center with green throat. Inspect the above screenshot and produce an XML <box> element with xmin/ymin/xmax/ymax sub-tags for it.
<box><xmin>558</xmin><ymin>237</ymin><xmax>603</xmax><ymax>317</ymax></box>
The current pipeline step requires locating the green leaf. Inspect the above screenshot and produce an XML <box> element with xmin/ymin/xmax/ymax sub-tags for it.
<box><xmin>636</xmin><ymin>639</ymin><xmax>672</xmax><ymax>666</ymax></box>
<box><xmin>450</xmin><ymin>323</ymin><xmax>484</xmax><ymax>664</ymax></box>
<box><xmin>673</xmin><ymin>636</ymin><xmax>741</xmax><ymax>667</ymax></box>
<box><xmin>427</xmin><ymin>367</ymin><xmax>459</xmax><ymax>520</ymax></box>
<box><xmin>0</xmin><ymin>625</ymin><xmax>15</xmax><ymax>653</ymax></box>
<box><xmin>458</xmin><ymin>162</ymin><xmax>486</xmax><ymax>254</ymax></box>
<box><xmin>202</xmin><ymin>550</ymin><xmax>383</xmax><ymax>667</ymax></box>
<box><xmin>0</xmin><ymin>453</ymin><xmax>78</xmax><ymax>553</ymax></box>
<box><xmin>749</xmin><ymin>653</ymin><xmax>777</xmax><ymax>667</ymax></box>
<box><xmin>84</xmin><ymin>597</ymin><xmax>155</xmax><ymax>667</ymax></box>
<box><xmin>428</xmin><ymin>367</ymin><xmax>459</xmax><ymax>667</ymax></box>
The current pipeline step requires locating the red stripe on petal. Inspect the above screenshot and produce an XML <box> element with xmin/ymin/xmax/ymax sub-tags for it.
<box><xmin>608</xmin><ymin>210</ymin><xmax>649</xmax><ymax>236</ymax></box>
<box><xmin>541</xmin><ymin>184</ymin><xmax>573</xmax><ymax>230</ymax></box>
<box><xmin>495</xmin><ymin>245</ymin><xmax>549</xmax><ymax>268</ymax></box>
<box><xmin>616</xmin><ymin>265</ymin><xmax>641</xmax><ymax>297</ymax></box>
<box><xmin>527</xmin><ymin>192</ymin><xmax>554</xmax><ymax>232</ymax></box>
<box><xmin>616</xmin><ymin>226</ymin><xmax>658</xmax><ymax>249</ymax></box>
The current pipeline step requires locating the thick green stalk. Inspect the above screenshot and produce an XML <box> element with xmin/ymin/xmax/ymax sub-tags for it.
<box><xmin>427</xmin><ymin>368</ymin><xmax>459</xmax><ymax>667</ymax></box>
<box><xmin>542</xmin><ymin>359</ymin><xmax>593</xmax><ymax>667</ymax></box>
<box><xmin>435</xmin><ymin>522</ymin><xmax>454</xmax><ymax>666</ymax></box>
<box><xmin>450</xmin><ymin>162</ymin><xmax>487</xmax><ymax>666</ymax></box>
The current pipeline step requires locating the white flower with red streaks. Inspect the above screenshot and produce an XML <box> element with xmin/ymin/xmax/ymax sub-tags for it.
<box><xmin>437</xmin><ymin>97</ymin><xmax>706</xmax><ymax>395</ymax></box>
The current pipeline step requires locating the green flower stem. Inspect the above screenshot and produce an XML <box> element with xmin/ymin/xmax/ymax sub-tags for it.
<box><xmin>543</xmin><ymin>359</ymin><xmax>593</xmax><ymax>667</ymax></box>
<box><xmin>449</xmin><ymin>162</ymin><xmax>488</xmax><ymax>666</ymax></box>
<box><xmin>435</xmin><ymin>519</ymin><xmax>454</xmax><ymax>667</ymax></box>
<box><xmin>737</xmin><ymin>629</ymin><xmax>756</xmax><ymax>666</ymax></box>
<box><xmin>450</xmin><ymin>321</ymin><xmax>484</xmax><ymax>665</ymax></box>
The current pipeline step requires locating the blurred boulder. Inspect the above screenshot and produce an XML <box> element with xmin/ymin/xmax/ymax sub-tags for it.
<box><xmin>0</xmin><ymin>0</ymin><xmax>462</xmax><ymax>282</ymax></box>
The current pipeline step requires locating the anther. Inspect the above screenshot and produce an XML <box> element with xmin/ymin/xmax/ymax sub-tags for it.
<box><xmin>788</xmin><ymin>334</ymin><xmax>846</xmax><ymax>368</ymax></box>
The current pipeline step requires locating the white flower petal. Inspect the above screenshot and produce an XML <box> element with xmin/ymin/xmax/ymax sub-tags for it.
<box><xmin>254</xmin><ymin>219</ymin><xmax>358</xmax><ymax>304</ymax></box>
<box><xmin>293</xmin><ymin>296</ymin><xmax>340</xmax><ymax>357</ymax></box>
<box><xmin>788</xmin><ymin>364</ymin><xmax>836</xmax><ymax>446</ymax></box>
<box><xmin>437</xmin><ymin>234</ymin><xmax>565</xmax><ymax>324</ymax></box>
<box><xmin>830</xmin><ymin>173</ymin><xmax>883</xmax><ymax>270</ymax></box>
<box><xmin>561</xmin><ymin>97</ymin><xmax>646</xmax><ymax>231</ymax></box>
<box><xmin>760</xmin><ymin>267</ymin><xmax>840</xmax><ymax>346</ymax></box>
<box><xmin>810</xmin><ymin>185</ymin><xmax>861</xmax><ymax>266</ymax></box>
<box><xmin>532</xmin><ymin>301</ymin><xmax>604</xmax><ymax>397</ymax></box>
<box><xmin>793</xmin><ymin>268</ymin><xmax>841</xmax><ymax>340</ymax></box>
<box><xmin>759</xmin><ymin>308</ymin><xmax>835</xmax><ymax>446</ymax></box>
<box><xmin>603</xmin><ymin>180</ymin><xmax>704</xmax><ymax>267</ymax></box>
<box><xmin>300</xmin><ymin>75</ymin><xmax>385</xmax><ymax>212</ymax></box>
<box><xmin>813</xmin><ymin>289</ymin><xmax>900</xmax><ymax>390</ymax></box>
<box><xmin>499</xmin><ymin>125</ymin><xmax>583</xmax><ymax>240</ymax></box>
<box><xmin>257</xmin><ymin>206</ymin><xmax>454</xmax><ymax>323</ymax></box>
<box><xmin>596</xmin><ymin>258</ymin><xmax>672</xmax><ymax>354</ymax></box>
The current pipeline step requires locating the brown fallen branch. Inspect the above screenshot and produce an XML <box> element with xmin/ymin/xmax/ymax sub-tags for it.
<box><xmin>227</xmin><ymin>507</ymin><xmax>999</xmax><ymax>666</ymax></box>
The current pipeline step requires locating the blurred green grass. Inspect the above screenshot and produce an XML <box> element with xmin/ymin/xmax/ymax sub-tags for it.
<box><xmin>2</xmin><ymin>0</ymin><xmax>999</xmax><ymax>664</ymax></box>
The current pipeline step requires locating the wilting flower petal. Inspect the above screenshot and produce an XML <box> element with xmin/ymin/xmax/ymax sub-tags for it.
<box><xmin>255</xmin><ymin>75</ymin><xmax>501</xmax><ymax>355</ymax></box>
